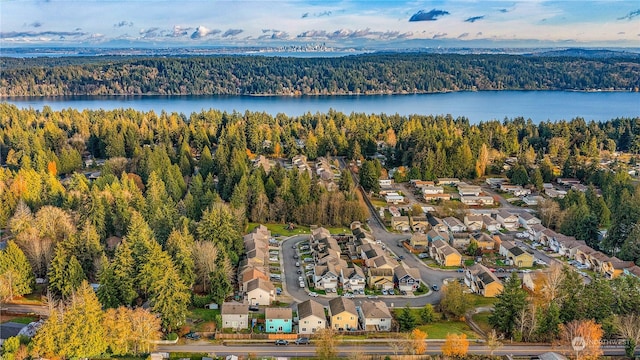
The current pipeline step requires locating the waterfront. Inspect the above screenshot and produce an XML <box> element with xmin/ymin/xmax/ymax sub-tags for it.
<box><xmin>3</xmin><ymin>90</ymin><xmax>639</xmax><ymax>123</ymax></box>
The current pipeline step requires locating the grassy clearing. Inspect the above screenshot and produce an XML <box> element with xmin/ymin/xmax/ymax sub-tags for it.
<box><xmin>247</xmin><ymin>223</ymin><xmax>350</xmax><ymax>236</ymax></box>
<box><xmin>418</xmin><ymin>321</ymin><xmax>478</xmax><ymax>339</ymax></box>
<box><xmin>472</xmin><ymin>311</ymin><xmax>493</xmax><ymax>334</ymax></box>
<box><xmin>470</xmin><ymin>295</ymin><xmax>498</xmax><ymax>307</ymax></box>
<box><xmin>1</xmin><ymin>315</ymin><xmax>38</xmax><ymax>324</ymax></box>
<box><xmin>189</xmin><ymin>308</ymin><xmax>220</xmax><ymax>322</ymax></box>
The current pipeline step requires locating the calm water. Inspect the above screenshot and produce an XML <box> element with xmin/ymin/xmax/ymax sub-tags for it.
<box><xmin>3</xmin><ymin>91</ymin><xmax>639</xmax><ymax>123</ymax></box>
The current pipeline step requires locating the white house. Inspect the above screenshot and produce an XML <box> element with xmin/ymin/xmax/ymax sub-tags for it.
<box><xmin>443</xmin><ymin>217</ymin><xmax>467</xmax><ymax>233</ymax></box>
<box><xmin>422</xmin><ymin>186</ymin><xmax>444</xmax><ymax>195</ymax></box>
<box><xmin>379</xmin><ymin>179</ymin><xmax>393</xmax><ymax>188</ymax></box>
<box><xmin>496</xmin><ymin>210</ymin><xmax>519</xmax><ymax>231</ymax></box>
<box><xmin>358</xmin><ymin>301</ymin><xmax>392</xmax><ymax>331</ymax></box>
<box><xmin>221</xmin><ymin>302</ymin><xmax>249</xmax><ymax>330</ymax></box>
<box><xmin>313</xmin><ymin>264</ymin><xmax>340</xmax><ymax>290</ymax></box>
<box><xmin>297</xmin><ymin>299</ymin><xmax>326</xmax><ymax>334</ymax></box>
<box><xmin>464</xmin><ymin>215</ymin><xmax>484</xmax><ymax>232</ymax></box>
<box><xmin>385</xmin><ymin>192</ymin><xmax>405</xmax><ymax>204</ymax></box>
<box><xmin>518</xmin><ymin>212</ymin><xmax>542</xmax><ymax>229</ymax></box>
<box><xmin>341</xmin><ymin>266</ymin><xmax>366</xmax><ymax>292</ymax></box>
<box><xmin>246</xmin><ymin>278</ymin><xmax>275</xmax><ymax>306</ymax></box>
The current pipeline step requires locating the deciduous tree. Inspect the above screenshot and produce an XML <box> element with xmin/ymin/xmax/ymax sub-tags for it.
<box><xmin>559</xmin><ymin>319</ymin><xmax>603</xmax><ymax>360</ymax></box>
<box><xmin>442</xmin><ymin>333</ymin><xmax>469</xmax><ymax>357</ymax></box>
<box><xmin>315</xmin><ymin>328</ymin><xmax>340</xmax><ymax>360</ymax></box>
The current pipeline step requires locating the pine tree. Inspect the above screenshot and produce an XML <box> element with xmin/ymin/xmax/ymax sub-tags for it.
<box><xmin>489</xmin><ymin>272</ymin><xmax>527</xmax><ymax>337</ymax></box>
<box><xmin>64</xmin><ymin>282</ymin><xmax>108</xmax><ymax>358</ymax></box>
<box><xmin>0</xmin><ymin>241</ymin><xmax>34</xmax><ymax>299</ymax></box>
<box><xmin>48</xmin><ymin>245</ymin><xmax>86</xmax><ymax>299</ymax></box>
<box><xmin>397</xmin><ymin>304</ymin><xmax>417</xmax><ymax>331</ymax></box>
<box><xmin>165</xmin><ymin>226</ymin><xmax>195</xmax><ymax>288</ymax></box>
<box><xmin>111</xmin><ymin>240</ymin><xmax>138</xmax><ymax>306</ymax></box>
<box><xmin>150</xmin><ymin>263</ymin><xmax>190</xmax><ymax>332</ymax></box>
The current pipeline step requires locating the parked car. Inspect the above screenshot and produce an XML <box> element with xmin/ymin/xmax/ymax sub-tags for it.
<box><xmin>293</xmin><ymin>255</ymin><xmax>299</xmax><ymax>259</ymax></box>
<box><xmin>249</xmin><ymin>305</ymin><xmax>259</xmax><ymax>311</ymax></box>
<box><xmin>295</xmin><ymin>262</ymin><xmax>300</xmax><ymax>267</ymax></box>
<box><xmin>308</xmin><ymin>292</ymin><xmax>318</xmax><ymax>297</ymax></box>
<box><xmin>381</xmin><ymin>289</ymin><xmax>388</xmax><ymax>295</ymax></box>
<box><xmin>297</xmin><ymin>269</ymin><xmax>302</xmax><ymax>274</ymax></box>
<box><xmin>292</xmin><ymin>245</ymin><xmax>297</xmax><ymax>249</ymax></box>
<box><xmin>343</xmin><ymin>293</ymin><xmax>354</xmax><ymax>298</ymax></box>
<box><xmin>431</xmin><ymin>285</ymin><xmax>440</xmax><ymax>291</ymax></box>
<box><xmin>398</xmin><ymin>255</ymin><xmax>405</xmax><ymax>260</ymax></box>
<box><xmin>295</xmin><ymin>337</ymin><xmax>310</xmax><ymax>345</ymax></box>
<box><xmin>305</xmin><ymin>264</ymin><xmax>314</xmax><ymax>270</ymax></box>
<box><xmin>275</xmin><ymin>339</ymin><xmax>289</xmax><ymax>346</ymax></box>
<box><xmin>185</xmin><ymin>332</ymin><xmax>201</xmax><ymax>340</ymax></box>
<box><xmin>299</xmin><ymin>282</ymin><xmax>305</xmax><ymax>288</ymax></box>
<box><xmin>456</xmin><ymin>268</ymin><xmax>464</xmax><ymax>272</ymax></box>
<box><xmin>418</xmin><ymin>253</ymin><xmax>429</xmax><ymax>259</ymax></box>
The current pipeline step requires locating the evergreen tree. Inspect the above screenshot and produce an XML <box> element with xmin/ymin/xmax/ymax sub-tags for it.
<box><xmin>210</xmin><ymin>268</ymin><xmax>232</xmax><ymax>305</ymax></box>
<box><xmin>150</xmin><ymin>263</ymin><xmax>190</xmax><ymax>332</ymax></box>
<box><xmin>419</xmin><ymin>304</ymin><xmax>435</xmax><ymax>324</ymax></box>
<box><xmin>64</xmin><ymin>281</ymin><xmax>108</xmax><ymax>358</ymax></box>
<box><xmin>48</xmin><ymin>245</ymin><xmax>86</xmax><ymax>299</ymax></box>
<box><xmin>489</xmin><ymin>272</ymin><xmax>527</xmax><ymax>337</ymax></box>
<box><xmin>537</xmin><ymin>302</ymin><xmax>561</xmax><ymax>342</ymax></box>
<box><xmin>165</xmin><ymin>226</ymin><xmax>195</xmax><ymax>288</ymax></box>
<box><xmin>397</xmin><ymin>304</ymin><xmax>417</xmax><ymax>331</ymax></box>
<box><xmin>0</xmin><ymin>241</ymin><xmax>34</xmax><ymax>300</ymax></box>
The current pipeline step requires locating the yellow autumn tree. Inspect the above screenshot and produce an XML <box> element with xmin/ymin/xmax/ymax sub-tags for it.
<box><xmin>559</xmin><ymin>319</ymin><xmax>603</xmax><ymax>360</ymax></box>
<box><xmin>410</xmin><ymin>328</ymin><xmax>428</xmax><ymax>355</ymax></box>
<box><xmin>442</xmin><ymin>333</ymin><xmax>469</xmax><ymax>358</ymax></box>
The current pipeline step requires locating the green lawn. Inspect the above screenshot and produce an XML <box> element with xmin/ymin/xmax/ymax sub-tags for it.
<box><xmin>4</xmin><ymin>316</ymin><xmax>38</xmax><ymax>324</ymax></box>
<box><xmin>470</xmin><ymin>295</ymin><xmax>498</xmax><ymax>307</ymax></box>
<box><xmin>247</xmin><ymin>223</ymin><xmax>350</xmax><ymax>236</ymax></box>
<box><xmin>189</xmin><ymin>308</ymin><xmax>220</xmax><ymax>322</ymax></box>
<box><xmin>418</xmin><ymin>321</ymin><xmax>478</xmax><ymax>339</ymax></box>
<box><xmin>472</xmin><ymin>311</ymin><xmax>493</xmax><ymax>334</ymax></box>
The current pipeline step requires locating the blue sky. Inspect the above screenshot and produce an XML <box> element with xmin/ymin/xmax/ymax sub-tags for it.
<box><xmin>1</xmin><ymin>0</ymin><xmax>639</xmax><ymax>47</ymax></box>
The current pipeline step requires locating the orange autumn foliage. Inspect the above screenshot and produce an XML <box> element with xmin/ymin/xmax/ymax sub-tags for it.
<box><xmin>442</xmin><ymin>333</ymin><xmax>469</xmax><ymax>357</ymax></box>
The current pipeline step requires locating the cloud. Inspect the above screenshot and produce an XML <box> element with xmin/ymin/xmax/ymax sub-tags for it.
<box><xmin>114</xmin><ymin>21</ymin><xmax>133</xmax><ymax>28</ymax></box>
<box><xmin>465</xmin><ymin>16</ymin><xmax>484</xmax><ymax>23</ymax></box>
<box><xmin>29</xmin><ymin>22</ymin><xmax>42</xmax><ymax>28</ymax></box>
<box><xmin>258</xmin><ymin>30</ymin><xmax>289</xmax><ymax>40</ymax></box>
<box><xmin>458</xmin><ymin>32</ymin><xmax>469</xmax><ymax>38</ymax></box>
<box><xmin>618</xmin><ymin>31</ymin><xmax>625</xmax><ymax>35</ymax></box>
<box><xmin>222</xmin><ymin>29</ymin><xmax>243</xmax><ymax>37</ymax></box>
<box><xmin>618</xmin><ymin>9</ymin><xmax>640</xmax><ymax>20</ymax></box>
<box><xmin>499</xmin><ymin>9</ymin><xmax>508</xmax><ymax>13</ymax></box>
<box><xmin>190</xmin><ymin>26</ymin><xmax>220</xmax><ymax>39</ymax></box>
<box><xmin>297</xmin><ymin>30</ymin><xmax>329</xmax><ymax>38</ymax></box>
<box><xmin>302</xmin><ymin>10</ymin><xmax>333</xmax><ymax>19</ymax></box>
<box><xmin>432</xmin><ymin>32</ymin><xmax>447</xmax><ymax>39</ymax></box>
<box><xmin>301</xmin><ymin>12</ymin><xmax>309</xmax><ymax>18</ymax></box>
<box><xmin>297</xmin><ymin>28</ymin><xmax>412</xmax><ymax>40</ymax></box>
<box><xmin>170</xmin><ymin>26</ymin><xmax>191</xmax><ymax>37</ymax></box>
<box><xmin>409</xmin><ymin>9</ymin><xmax>450</xmax><ymax>22</ymax></box>
<box><xmin>139</xmin><ymin>27</ymin><xmax>159</xmax><ymax>38</ymax></box>
<box><xmin>477</xmin><ymin>32</ymin><xmax>483</xmax><ymax>36</ymax></box>
<box><xmin>0</xmin><ymin>31</ymin><xmax>86</xmax><ymax>39</ymax></box>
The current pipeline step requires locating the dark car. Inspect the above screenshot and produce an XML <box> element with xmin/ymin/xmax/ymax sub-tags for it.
<box><xmin>432</xmin><ymin>285</ymin><xmax>440</xmax><ymax>291</ymax></box>
<box><xmin>249</xmin><ymin>305</ymin><xmax>260</xmax><ymax>311</ymax></box>
<box><xmin>185</xmin><ymin>332</ymin><xmax>200</xmax><ymax>340</ymax></box>
<box><xmin>275</xmin><ymin>339</ymin><xmax>289</xmax><ymax>346</ymax></box>
<box><xmin>295</xmin><ymin>337</ymin><xmax>310</xmax><ymax>345</ymax></box>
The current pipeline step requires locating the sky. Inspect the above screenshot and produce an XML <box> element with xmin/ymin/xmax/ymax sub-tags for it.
<box><xmin>1</xmin><ymin>0</ymin><xmax>639</xmax><ymax>48</ymax></box>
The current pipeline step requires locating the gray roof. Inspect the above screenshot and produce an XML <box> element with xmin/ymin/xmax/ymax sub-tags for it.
<box><xmin>221</xmin><ymin>302</ymin><xmax>248</xmax><ymax>315</ymax></box>
<box><xmin>265</xmin><ymin>307</ymin><xmax>292</xmax><ymax>320</ymax></box>
<box><xmin>361</xmin><ymin>301</ymin><xmax>392</xmax><ymax>319</ymax></box>
<box><xmin>298</xmin><ymin>299</ymin><xmax>325</xmax><ymax>320</ymax></box>
<box><xmin>246</xmin><ymin>277</ymin><xmax>274</xmax><ymax>293</ymax></box>
<box><xmin>329</xmin><ymin>297</ymin><xmax>357</xmax><ymax>316</ymax></box>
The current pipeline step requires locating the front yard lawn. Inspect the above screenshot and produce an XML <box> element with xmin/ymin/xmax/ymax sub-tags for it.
<box><xmin>472</xmin><ymin>311</ymin><xmax>493</xmax><ymax>334</ymax></box>
<box><xmin>418</xmin><ymin>320</ymin><xmax>478</xmax><ymax>339</ymax></box>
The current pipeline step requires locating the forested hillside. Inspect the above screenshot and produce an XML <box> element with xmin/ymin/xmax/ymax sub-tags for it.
<box><xmin>1</xmin><ymin>54</ymin><xmax>639</xmax><ymax>96</ymax></box>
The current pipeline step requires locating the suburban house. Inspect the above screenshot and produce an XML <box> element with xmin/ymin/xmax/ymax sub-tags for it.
<box><xmin>461</xmin><ymin>195</ymin><xmax>495</xmax><ymax>206</ymax></box>
<box><xmin>464</xmin><ymin>263</ymin><xmax>504</xmax><ymax>297</ymax></box>
<box><xmin>341</xmin><ymin>266</ymin><xmax>366</xmax><ymax>292</ymax></box>
<box><xmin>500</xmin><ymin>184</ymin><xmax>531</xmax><ymax>197</ymax></box>
<box><xmin>394</xmin><ymin>265</ymin><xmax>421</xmax><ymax>292</ymax></box>
<box><xmin>427</xmin><ymin>229</ymin><xmax>450</xmax><ymax>244</ymax></box>
<box><xmin>486</xmin><ymin>177</ymin><xmax>508</xmax><ymax>187</ymax></box>
<box><xmin>367</xmin><ymin>267</ymin><xmax>395</xmax><ymax>290</ymax></box>
<box><xmin>391</xmin><ymin>216</ymin><xmax>411</xmax><ymax>232</ymax></box>
<box><xmin>457</xmin><ymin>183</ymin><xmax>482</xmax><ymax>196</ymax></box>
<box><xmin>246</xmin><ymin>278</ymin><xmax>275</xmax><ymax>305</ymax></box>
<box><xmin>313</xmin><ymin>264</ymin><xmax>340</xmax><ymax>291</ymax></box>
<box><xmin>379</xmin><ymin>179</ymin><xmax>393</xmax><ymax>188</ymax></box>
<box><xmin>221</xmin><ymin>302</ymin><xmax>249</xmax><ymax>330</ymax></box>
<box><xmin>360</xmin><ymin>243</ymin><xmax>385</xmax><ymax>261</ymax></box>
<box><xmin>557</xmin><ymin>178</ymin><xmax>581</xmax><ymax>186</ymax></box>
<box><xmin>297</xmin><ymin>299</ymin><xmax>327</xmax><ymax>334</ymax></box>
<box><xmin>385</xmin><ymin>192</ymin><xmax>405</xmax><ymax>204</ymax></box>
<box><xmin>329</xmin><ymin>297</ymin><xmax>359</xmax><ymax>331</ymax></box>
<box><xmin>623</xmin><ymin>265</ymin><xmax>640</xmax><ymax>278</ymax></box>
<box><xmin>574</xmin><ymin>245</ymin><xmax>596</xmax><ymax>267</ymax></box>
<box><xmin>410</xmin><ymin>216</ymin><xmax>430</xmax><ymax>232</ymax></box>
<box><xmin>471</xmin><ymin>232</ymin><xmax>496</xmax><ymax>251</ymax></box>
<box><xmin>265</xmin><ymin>308</ymin><xmax>293</xmax><ymax>333</ymax></box>
<box><xmin>429</xmin><ymin>239</ymin><xmax>462</xmax><ymax>267</ymax></box>
<box><xmin>496</xmin><ymin>210</ymin><xmax>520</xmax><ymax>231</ymax></box>
<box><xmin>422</xmin><ymin>193</ymin><xmax>452</xmax><ymax>202</ymax></box>
<box><xmin>437</xmin><ymin>178</ymin><xmax>461</xmax><ymax>185</ymax></box>
<box><xmin>422</xmin><ymin>186</ymin><xmax>444</xmax><ymax>195</ymax></box>
<box><xmin>499</xmin><ymin>241</ymin><xmax>534</xmax><ymax>268</ymax></box>
<box><xmin>463</xmin><ymin>214</ymin><xmax>484</xmax><ymax>232</ymax></box>
<box><xmin>427</xmin><ymin>216</ymin><xmax>449</xmax><ymax>233</ymax></box>
<box><xmin>522</xmin><ymin>195</ymin><xmax>543</xmax><ymax>206</ymax></box>
<box><xmin>409</xmin><ymin>232</ymin><xmax>429</xmax><ymax>249</ymax></box>
<box><xmin>602</xmin><ymin>257</ymin><xmax>635</xmax><ymax>279</ymax></box>
<box><xmin>483</xmin><ymin>215</ymin><xmax>501</xmax><ymax>233</ymax></box>
<box><xmin>443</xmin><ymin>217</ymin><xmax>467</xmax><ymax>233</ymax></box>
<box><xmin>410</xmin><ymin>179</ymin><xmax>436</xmax><ymax>188</ymax></box>
<box><xmin>357</xmin><ymin>301</ymin><xmax>392</xmax><ymax>331</ymax></box>
<box><xmin>518</xmin><ymin>212</ymin><xmax>542</xmax><ymax>229</ymax></box>
<box><xmin>240</xmin><ymin>266</ymin><xmax>269</xmax><ymax>292</ymax></box>
<box><xmin>450</xmin><ymin>232</ymin><xmax>472</xmax><ymax>249</ymax></box>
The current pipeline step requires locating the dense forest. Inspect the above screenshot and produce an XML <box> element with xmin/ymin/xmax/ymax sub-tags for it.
<box><xmin>1</xmin><ymin>54</ymin><xmax>640</xmax><ymax>96</ymax></box>
<box><xmin>0</xmin><ymin>103</ymin><xmax>639</xmax><ymax>357</ymax></box>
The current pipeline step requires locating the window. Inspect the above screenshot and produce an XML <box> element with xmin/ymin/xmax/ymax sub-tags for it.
<box><xmin>337</xmin><ymin>316</ymin><xmax>341</xmax><ymax>320</ymax></box>
<box><xmin>318</xmin><ymin>320</ymin><xmax>322</xmax><ymax>324</ymax></box>
<box><xmin>302</xmin><ymin>327</ymin><xmax>307</xmax><ymax>332</ymax></box>
<box><xmin>285</xmin><ymin>319</ymin><xmax>289</xmax><ymax>322</ymax></box>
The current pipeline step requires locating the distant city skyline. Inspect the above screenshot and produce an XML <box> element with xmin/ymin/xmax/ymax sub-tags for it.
<box><xmin>1</xmin><ymin>0</ymin><xmax>639</xmax><ymax>48</ymax></box>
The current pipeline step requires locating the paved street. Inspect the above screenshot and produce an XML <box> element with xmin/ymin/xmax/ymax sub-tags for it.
<box><xmin>159</xmin><ymin>342</ymin><xmax>630</xmax><ymax>357</ymax></box>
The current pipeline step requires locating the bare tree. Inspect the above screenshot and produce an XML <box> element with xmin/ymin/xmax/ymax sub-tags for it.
<box><xmin>615</xmin><ymin>314</ymin><xmax>640</xmax><ymax>358</ymax></box>
<box><xmin>541</xmin><ymin>263</ymin><xmax>566</xmax><ymax>304</ymax></box>
<box><xmin>191</xmin><ymin>241</ymin><xmax>219</xmax><ymax>293</ymax></box>
<box><xmin>486</xmin><ymin>329</ymin><xmax>503</xmax><ymax>356</ymax></box>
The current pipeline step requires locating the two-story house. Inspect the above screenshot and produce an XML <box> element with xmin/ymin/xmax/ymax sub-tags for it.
<box><xmin>518</xmin><ymin>212</ymin><xmax>542</xmax><ymax>230</ymax></box>
<box><xmin>329</xmin><ymin>297</ymin><xmax>359</xmax><ymax>331</ymax></box>
<box><xmin>358</xmin><ymin>301</ymin><xmax>392</xmax><ymax>331</ymax></box>
<box><xmin>394</xmin><ymin>265</ymin><xmax>421</xmax><ymax>292</ymax></box>
<box><xmin>221</xmin><ymin>302</ymin><xmax>249</xmax><ymax>330</ymax></box>
<box><xmin>265</xmin><ymin>308</ymin><xmax>293</xmax><ymax>333</ymax></box>
<box><xmin>246</xmin><ymin>277</ymin><xmax>275</xmax><ymax>306</ymax></box>
<box><xmin>465</xmin><ymin>264</ymin><xmax>504</xmax><ymax>297</ymax></box>
<box><xmin>496</xmin><ymin>210</ymin><xmax>519</xmax><ymax>231</ymax></box>
<box><xmin>341</xmin><ymin>265</ymin><xmax>366</xmax><ymax>292</ymax></box>
<box><xmin>297</xmin><ymin>299</ymin><xmax>326</xmax><ymax>334</ymax></box>
<box><xmin>429</xmin><ymin>239</ymin><xmax>462</xmax><ymax>267</ymax></box>
<box><xmin>313</xmin><ymin>263</ymin><xmax>340</xmax><ymax>291</ymax></box>
<box><xmin>443</xmin><ymin>217</ymin><xmax>467</xmax><ymax>233</ymax></box>
<box><xmin>463</xmin><ymin>214</ymin><xmax>484</xmax><ymax>232</ymax></box>
<box><xmin>499</xmin><ymin>240</ymin><xmax>534</xmax><ymax>268</ymax></box>
<box><xmin>482</xmin><ymin>215</ymin><xmax>502</xmax><ymax>233</ymax></box>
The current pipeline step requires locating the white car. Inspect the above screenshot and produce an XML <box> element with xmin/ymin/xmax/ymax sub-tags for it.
<box><xmin>299</xmin><ymin>282</ymin><xmax>305</xmax><ymax>288</ymax></box>
<box><xmin>308</xmin><ymin>292</ymin><xmax>318</xmax><ymax>297</ymax></box>
<box><xmin>343</xmin><ymin>293</ymin><xmax>354</xmax><ymax>298</ymax></box>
